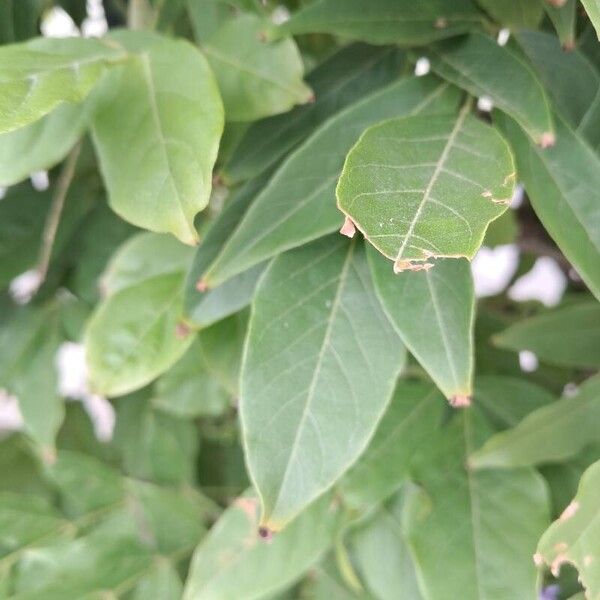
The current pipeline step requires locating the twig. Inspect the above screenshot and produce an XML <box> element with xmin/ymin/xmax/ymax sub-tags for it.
<box><xmin>36</xmin><ymin>143</ymin><xmax>81</xmax><ymax>284</ymax></box>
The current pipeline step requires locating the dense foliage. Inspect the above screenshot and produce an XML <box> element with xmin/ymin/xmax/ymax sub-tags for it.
<box><xmin>0</xmin><ymin>0</ymin><xmax>599</xmax><ymax>598</ymax></box>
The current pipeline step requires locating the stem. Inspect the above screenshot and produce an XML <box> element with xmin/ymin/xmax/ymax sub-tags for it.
<box><xmin>127</xmin><ymin>0</ymin><xmax>155</xmax><ymax>29</ymax></box>
<box><xmin>36</xmin><ymin>143</ymin><xmax>81</xmax><ymax>284</ymax></box>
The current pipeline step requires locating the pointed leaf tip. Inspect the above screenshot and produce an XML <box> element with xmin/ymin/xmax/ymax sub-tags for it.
<box><xmin>339</xmin><ymin>216</ymin><xmax>356</xmax><ymax>238</ymax></box>
<box><xmin>449</xmin><ymin>394</ymin><xmax>471</xmax><ymax>408</ymax></box>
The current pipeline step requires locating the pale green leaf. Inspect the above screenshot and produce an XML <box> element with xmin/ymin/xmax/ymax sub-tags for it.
<box><xmin>242</xmin><ymin>237</ymin><xmax>405</xmax><ymax>531</ymax></box>
<box><xmin>470</xmin><ymin>374</ymin><xmax>600</xmax><ymax>470</ymax></box>
<box><xmin>0</xmin><ymin>36</ymin><xmax>125</xmax><ymax>134</ymax></box>
<box><xmin>91</xmin><ymin>30</ymin><xmax>224</xmax><ymax>244</ymax></box>
<box><xmin>368</xmin><ymin>251</ymin><xmax>474</xmax><ymax>402</ymax></box>
<box><xmin>202</xmin><ymin>77</ymin><xmax>461</xmax><ymax>288</ymax></box>
<box><xmin>475</xmin><ymin>0</ymin><xmax>544</xmax><ymax>28</ymax></box>
<box><xmin>405</xmin><ymin>409</ymin><xmax>550</xmax><ymax>600</ymax></box>
<box><xmin>426</xmin><ymin>33</ymin><xmax>554</xmax><ymax>145</ymax></box>
<box><xmin>131</xmin><ymin>561</ymin><xmax>183</xmax><ymax>600</ymax></box>
<box><xmin>493</xmin><ymin>302</ymin><xmax>600</xmax><ymax>369</ymax></box>
<box><xmin>351</xmin><ymin>487</ymin><xmax>422</xmax><ymax>600</ymax></box>
<box><xmin>0</xmin><ymin>101</ymin><xmax>89</xmax><ymax>186</ymax></box>
<box><xmin>277</xmin><ymin>0</ymin><xmax>483</xmax><ymax>46</ymax></box>
<box><xmin>101</xmin><ymin>232</ymin><xmax>193</xmax><ymax>296</ymax></box>
<box><xmin>536</xmin><ymin>459</ymin><xmax>600</xmax><ymax>598</ymax></box>
<box><xmin>544</xmin><ymin>0</ymin><xmax>577</xmax><ymax>48</ymax></box>
<box><xmin>338</xmin><ymin>106</ymin><xmax>514</xmax><ymax>271</ymax></box>
<box><xmin>183</xmin><ymin>492</ymin><xmax>338</xmax><ymax>600</ymax></box>
<box><xmin>85</xmin><ymin>272</ymin><xmax>194</xmax><ymax>397</ymax></box>
<box><xmin>223</xmin><ymin>43</ymin><xmax>404</xmax><ymax>184</ymax></box>
<box><xmin>515</xmin><ymin>30</ymin><xmax>600</xmax><ymax>151</ymax></box>
<box><xmin>203</xmin><ymin>13</ymin><xmax>312</xmax><ymax>121</ymax></box>
<box><xmin>580</xmin><ymin>0</ymin><xmax>600</xmax><ymax>39</ymax></box>
<box><xmin>495</xmin><ymin>112</ymin><xmax>600</xmax><ymax>299</ymax></box>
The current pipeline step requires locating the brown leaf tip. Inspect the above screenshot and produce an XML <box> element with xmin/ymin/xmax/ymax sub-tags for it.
<box><xmin>393</xmin><ymin>259</ymin><xmax>433</xmax><ymax>274</ymax></box>
<box><xmin>176</xmin><ymin>322</ymin><xmax>191</xmax><ymax>339</ymax></box>
<box><xmin>339</xmin><ymin>216</ymin><xmax>356</xmax><ymax>238</ymax></box>
<box><xmin>449</xmin><ymin>394</ymin><xmax>471</xmax><ymax>408</ymax></box>
<box><xmin>539</xmin><ymin>132</ymin><xmax>556</xmax><ymax>148</ymax></box>
<box><xmin>258</xmin><ymin>526</ymin><xmax>275</xmax><ymax>542</ymax></box>
<box><xmin>196</xmin><ymin>279</ymin><xmax>209</xmax><ymax>293</ymax></box>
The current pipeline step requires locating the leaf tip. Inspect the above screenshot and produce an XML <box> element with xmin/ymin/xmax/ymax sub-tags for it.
<box><xmin>196</xmin><ymin>279</ymin><xmax>209</xmax><ymax>293</ymax></box>
<box><xmin>176</xmin><ymin>322</ymin><xmax>192</xmax><ymax>339</ymax></box>
<box><xmin>434</xmin><ymin>17</ymin><xmax>447</xmax><ymax>29</ymax></box>
<box><xmin>449</xmin><ymin>394</ymin><xmax>471</xmax><ymax>408</ymax></box>
<box><xmin>339</xmin><ymin>216</ymin><xmax>356</xmax><ymax>238</ymax></box>
<box><xmin>258</xmin><ymin>526</ymin><xmax>275</xmax><ymax>543</ymax></box>
<box><xmin>539</xmin><ymin>132</ymin><xmax>556</xmax><ymax>149</ymax></box>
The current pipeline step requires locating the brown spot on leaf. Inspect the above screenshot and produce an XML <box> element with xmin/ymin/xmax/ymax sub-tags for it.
<box><xmin>258</xmin><ymin>526</ymin><xmax>274</xmax><ymax>542</ymax></box>
<box><xmin>434</xmin><ymin>17</ymin><xmax>447</xmax><ymax>28</ymax></box>
<box><xmin>393</xmin><ymin>259</ymin><xmax>433</xmax><ymax>274</ymax></box>
<box><xmin>176</xmin><ymin>322</ymin><xmax>191</xmax><ymax>339</ymax></box>
<box><xmin>339</xmin><ymin>216</ymin><xmax>356</xmax><ymax>238</ymax></box>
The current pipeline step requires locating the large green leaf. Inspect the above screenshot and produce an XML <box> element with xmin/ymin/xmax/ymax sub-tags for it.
<box><xmin>475</xmin><ymin>0</ymin><xmax>543</xmax><ymax>28</ymax></box>
<box><xmin>515</xmin><ymin>30</ymin><xmax>600</xmax><ymax>151</ymax></box>
<box><xmin>493</xmin><ymin>302</ymin><xmax>600</xmax><ymax>369</ymax></box>
<box><xmin>580</xmin><ymin>0</ymin><xmax>600</xmax><ymax>39</ymax></box>
<box><xmin>0</xmin><ymin>36</ymin><xmax>125</xmax><ymax>133</ymax></box>
<box><xmin>340</xmin><ymin>383</ymin><xmax>444</xmax><ymax>512</ymax></box>
<box><xmin>91</xmin><ymin>30</ymin><xmax>224</xmax><ymax>244</ymax></box>
<box><xmin>203</xmin><ymin>13</ymin><xmax>312</xmax><ymax>121</ymax></box>
<box><xmin>368</xmin><ymin>251</ymin><xmax>474</xmax><ymax>403</ymax></box>
<box><xmin>277</xmin><ymin>0</ymin><xmax>483</xmax><ymax>46</ymax></box>
<box><xmin>470</xmin><ymin>375</ymin><xmax>600</xmax><ymax>470</ymax></box>
<box><xmin>0</xmin><ymin>303</ymin><xmax>64</xmax><ymax>449</ymax></box>
<box><xmin>337</xmin><ymin>105</ymin><xmax>514</xmax><ymax>272</ymax></box>
<box><xmin>426</xmin><ymin>33</ymin><xmax>554</xmax><ymax>145</ymax></box>
<box><xmin>242</xmin><ymin>237</ymin><xmax>405</xmax><ymax>531</ymax></box>
<box><xmin>202</xmin><ymin>77</ymin><xmax>460</xmax><ymax>288</ymax></box>
<box><xmin>183</xmin><ymin>492</ymin><xmax>338</xmax><ymax>600</ymax></box>
<box><xmin>0</xmin><ymin>101</ymin><xmax>90</xmax><ymax>186</ymax></box>
<box><xmin>351</xmin><ymin>487</ymin><xmax>422</xmax><ymax>600</ymax></box>
<box><xmin>405</xmin><ymin>409</ymin><xmax>550</xmax><ymax>600</ymax></box>
<box><xmin>223</xmin><ymin>43</ymin><xmax>404</xmax><ymax>184</ymax></box>
<box><xmin>495</xmin><ymin>112</ymin><xmax>600</xmax><ymax>300</ymax></box>
<box><xmin>85</xmin><ymin>272</ymin><xmax>194</xmax><ymax>397</ymax></box>
<box><xmin>0</xmin><ymin>0</ymin><xmax>43</xmax><ymax>43</ymax></box>
<box><xmin>536</xmin><ymin>459</ymin><xmax>600</xmax><ymax>599</ymax></box>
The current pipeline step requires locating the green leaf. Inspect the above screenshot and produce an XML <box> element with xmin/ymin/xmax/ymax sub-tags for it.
<box><xmin>101</xmin><ymin>232</ymin><xmax>193</xmax><ymax>296</ymax></box>
<box><xmin>544</xmin><ymin>0</ymin><xmax>577</xmax><ymax>49</ymax></box>
<box><xmin>223</xmin><ymin>43</ymin><xmax>404</xmax><ymax>184</ymax></box>
<box><xmin>580</xmin><ymin>0</ymin><xmax>600</xmax><ymax>39</ymax></box>
<box><xmin>368</xmin><ymin>251</ymin><xmax>474</xmax><ymax>402</ymax></box>
<box><xmin>475</xmin><ymin>0</ymin><xmax>544</xmax><ymax>28</ymax></box>
<box><xmin>0</xmin><ymin>36</ymin><xmax>125</xmax><ymax>134</ymax></box>
<box><xmin>426</xmin><ymin>33</ymin><xmax>553</xmax><ymax>145</ymax></box>
<box><xmin>351</xmin><ymin>486</ymin><xmax>422</xmax><ymax>600</ymax></box>
<box><xmin>85</xmin><ymin>272</ymin><xmax>194</xmax><ymax>397</ymax></box>
<box><xmin>202</xmin><ymin>77</ymin><xmax>461</xmax><ymax>288</ymax></box>
<box><xmin>114</xmin><ymin>393</ymin><xmax>199</xmax><ymax>485</ymax></box>
<box><xmin>184</xmin><ymin>173</ymin><xmax>271</xmax><ymax>328</ymax></box>
<box><xmin>536</xmin><ymin>459</ymin><xmax>600</xmax><ymax>598</ymax></box>
<box><xmin>493</xmin><ymin>302</ymin><xmax>600</xmax><ymax>369</ymax></box>
<box><xmin>131</xmin><ymin>561</ymin><xmax>183</xmax><ymax>600</ymax></box>
<box><xmin>183</xmin><ymin>492</ymin><xmax>338</xmax><ymax>600</ymax></box>
<box><xmin>0</xmin><ymin>0</ymin><xmax>43</xmax><ymax>44</ymax></box>
<box><xmin>242</xmin><ymin>237</ymin><xmax>405</xmax><ymax>531</ymax></box>
<box><xmin>469</xmin><ymin>374</ymin><xmax>600</xmax><ymax>470</ymax></box>
<box><xmin>203</xmin><ymin>13</ymin><xmax>312</xmax><ymax>121</ymax></box>
<box><xmin>338</xmin><ymin>105</ymin><xmax>514</xmax><ymax>271</ymax></box>
<box><xmin>0</xmin><ymin>303</ymin><xmax>64</xmax><ymax>449</ymax></box>
<box><xmin>0</xmin><ymin>101</ymin><xmax>90</xmax><ymax>186</ymax></box>
<box><xmin>515</xmin><ymin>30</ymin><xmax>600</xmax><ymax>151</ymax></box>
<box><xmin>495</xmin><ymin>112</ymin><xmax>600</xmax><ymax>300</ymax></box>
<box><xmin>405</xmin><ymin>409</ymin><xmax>550</xmax><ymax>600</ymax></box>
<box><xmin>91</xmin><ymin>30</ymin><xmax>224</xmax><ymax>244</ymax></box>
<box><xmin>277</xmin><ymin>0</ymin><xmax>483</xmax><ymax>46</ymax></box>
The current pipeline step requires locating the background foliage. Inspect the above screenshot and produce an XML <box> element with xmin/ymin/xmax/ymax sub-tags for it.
<box><xmin>0</xmin><ymin>0</ymin><xmax>599</xmax><ymax>598</ymax></box>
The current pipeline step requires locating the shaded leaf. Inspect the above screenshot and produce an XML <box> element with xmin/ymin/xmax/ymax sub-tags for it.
<box><xmin>544</xmin><ymin>0</ymin><xmax>577</xmax><ymax>49</ymax></box>
<box><xmin>0</xmin><ymin>36</ymin><xmax>125</xmax><ymax>133</ymax></box>
<box><xmin>493</xmin><ymin>302</ymin><xmax>600</xmax><ymax>369</ymax></box>
<box><xmin>224</xmin><ymin>43</ymin><xmax>404</xmax><ymax>184</ymax></box>
<box><xmin>426</xmin><ymin>32</ymin><xmax>554</xmax><ymax>145</ymax></box>
<box><xmin>536</xmin><ymin>459</ymin><xmax>600</xmax><ymax>598</ymax></box>
<box><xmin>183</xmin><ymin>492</ymin><xmax>338</xmax><ymax>600</ymax></box>
<box><xmin>368</xmin><ymin>251</ymin><xmax>474</xmax><ymax>402</ymax></box>
<box><xmin>405</xmin><ymin>409</ymin><xmax>550</xmax><ymax>600</ymax></box>
<box><xmin>91</xmin><ymin>30</ymin><xmax>224</xmax><ymax>244</ymax></box>
<box><xmin>580</xmin><ymin>0</ymin><xmax>600</xmax><ymax>39</ymax></box>
<box><xmin>85</xmin><ymin>272</ymin><xmax>194</xmax><ymax>397</ymax></box>
<box><xmin>495</xmin><ymin>112</ymin><xmax>600</xmax><ymax>299</ymax></box>
<box><xmin>470</xmin><ymin>374</ymin><xmax>600</xmax><ymax>469</ymax></box>
<box><xmin>242</xmin><ymin>237</ymin><xmax>405</xmax><ymax>530</ymax></box>
<box><xmin>202</xmin><ymin>77</ymin><xmax>461</xmax><ymax>288</ymax></box>
<box><xmin>277</xmin><ymin>0</ymin><xmax>483</xmax><ymax>46</ymax></box>
<box><xmin>475</xmin><ymin>0</ymin><xmax>544</xmax><ymax>28</ymax></box>
<box><xmin>203</xmin><ymin>13</ymin><xmax>312</xmax><ymax>121</ymax></box>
